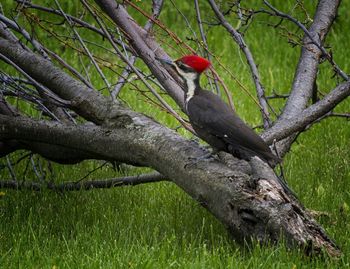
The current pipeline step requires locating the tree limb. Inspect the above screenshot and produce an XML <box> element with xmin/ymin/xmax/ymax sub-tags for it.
<box><xmin>0</xmin><ymin>37</ymin><xmax>114</xmax><ymax>124</ymax></box>
<box><xmin>0</xmin><ymin>172</ymin><xmax>167</xmax><ymax>191</ymax></box>
<box><xmin>263</xmin><ymin>0</ymin><xmax>348</xmax><ymax>81</ymax></box>
<box><xmin>208</xmin><ymin>0</ymin><xmax>271</xmax><ymax>128</ymax></box>
<box><xmin>95</xmin><ymin>0</ymin><xmax>186</xmax><ymax>110</ymax></box>
<box><xmin>263</xmin><ymin>80</ymin><xmax>350</xmax><ymax>143</ymax></box>
<box><xmin>261</xmin><ymin>0</ymin><xmax>341</xmax><ymax>156</ymax></box>
<box><xmin>275</xmin><ymin>0</ymin><xmax>341</xmax><ymax>121</ymax></box>
<box><xmin>112</xmin><ymin>0</ymin><xmax>164</xmax><ymax>98</ymax></box>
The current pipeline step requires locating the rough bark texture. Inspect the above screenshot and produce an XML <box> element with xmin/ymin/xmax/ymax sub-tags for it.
<box><xmin>0</xmin><ymin>112</ymin><xmax>340</xmax><ymax>256</ymax></box>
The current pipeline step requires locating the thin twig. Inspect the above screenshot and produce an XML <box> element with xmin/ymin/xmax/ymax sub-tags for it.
<box><xmin>82</xmin><ymin>0</ymin><xmax>193</xmax><ymax>132</ymax></box>
<box><xmin>74</xmin><ymin>162</ymin><xmax>108</xmax><ymax>184</ymax></box>
<box><xmin>0</xmin><ymin>13</ymin><xmax>49</xmax><ymax>58</ymax></box>
<box><xmin>263</xmin><ymin>0</ymin><xmax>349</xmax><ymax>81</ymax></box>
<box><xmin>15</xmin><ymin>0</ymin><xmax>133</xmax><ymax>53</ymax></box>
<box><xmin>54</xmin><ymin>0</ymin><xmax>112</xmax><ymax>93</ymax></box>
<box><xmin>208</xmin><ymin>0</ymin><xmax>271</xmax><ymax>128</ymax></box>
<box><xmin>6</xmin><ymin>156</ymin><xmax>17</xmax><ymax>181</ymax></box>
<box><xmin>194</xmin><ymin>0</ymin><xmax>220</xmax><ymax>95</ymax></box>
<box><xmin>43</xmin><ymin>47</ymin><xmax>93</xmax><ymax>89</ymax></box>
<box><xmin>267</xmin><ymin>91</ymin><xmax>290</xmax><ymax>100</ymax></box>
<box><xmin>112</xmin><ymin>0</ymin><xmax>165</xmax><ymax>99</ymax></box>
<box><xmin>0</xmin><ymin>52</ymin><xmax>71</xmax><ymax>107</ymax></box>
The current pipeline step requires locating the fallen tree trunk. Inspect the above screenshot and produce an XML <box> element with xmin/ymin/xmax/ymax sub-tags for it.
<box><xmin>0</xmin><ymin>111</ymin><xmax>340</xmax><ymax>256</ymax></box>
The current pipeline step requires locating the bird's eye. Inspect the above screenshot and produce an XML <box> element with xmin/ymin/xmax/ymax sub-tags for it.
<box><xmin>177</xmin><ymin>61</ymin><xmax>193</xmax><ymax>72</ymax></box>
<box><xmin>176</xmin><ymin>61</ymin><xmax>184</xmax><ymax>68</ymax></box>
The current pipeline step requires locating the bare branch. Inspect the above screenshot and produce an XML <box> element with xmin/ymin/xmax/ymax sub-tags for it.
<box><xmin>43</xmin><ymin>47</ymin><xmax>94</xmax><ymax>89</ymax></box>
<box><xmin>263</xmin><ymin>0</ymin><xmax>348</xmax><ymax>81</ymax></box>
<box><xmin>0</xmin><ymin>37</ymin><xmax>113</xmax><ymax>124</ymax></box>
<box><xmin>266</xmin><ymin>91</ymin><xmax>290</xmax><ymax>100</ymax></box>
<box><xmin>95</xmin><ymin>0</ymin><xmax>186</xmax><ymax>110</ymax></box>
<box><xmin>0</xmin><ymin>13</ymin><xmax>49</xmax><ymax>58</ymax></box>
<box><xmin>208</xmin><ymin>0</ymin><xmax>271</xmax><ymax>128</ymax></box>
<box><xmin>54</xmin><ymin>0</ymin><xmax>111</xmax><ymax>93</ymax></box>
<box><xmin>194</xmin><ymin>0</ymin><xmax>220</xmax><ymax>95</ymax></box>
<box><xmin>0</xmin><ymin>172</ymin><xmax>167</xmax><ymax>191</ymax></box>
<box><xmin>112</xmin><ymin>0</ymin><xmax>165</xmax><ymax>99</ymax></box>
<box><xmin>261</xmin><ymin>0</ymin><xmax>342</xmax><ymax>157</ymax></box>
<box><xmin>0</xmin><ymin>51</ymin><xmax>71</xmax><ymax>109</ymax></box>
<box><xmin>263</xmin><ymin>81</ymin><xmax>350</xmax><ymax>143</ymax></box>
<box><xmin>82</xmin><ymin>0</ymin><xmax>192</xmax><ymax>132</ymax></box>
<box><xmin>273</xmin><ymin>0</ymin><xmax>341</xmax><ymax>121</ymax></box>
<box><xmin>144</xmin><ymin>0</ymin><xmax>164</xmax><ymax>32</ymax></box>
<box><xmin>15</xmin><ymin>0</ymin><xmax>133</xmax><ymax>53</ymax></box>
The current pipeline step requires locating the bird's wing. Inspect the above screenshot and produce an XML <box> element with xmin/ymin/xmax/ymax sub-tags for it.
<box><xmin>187</xmin><ymin>91</ymin><xmax>272</xmax><ymax>155</ymax></box>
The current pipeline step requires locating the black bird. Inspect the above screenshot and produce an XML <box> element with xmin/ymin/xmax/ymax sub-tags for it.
<box><xmin>158</xmin><ymin>55</ymin><xmax>281</xmax><ymax>167</ymax></box>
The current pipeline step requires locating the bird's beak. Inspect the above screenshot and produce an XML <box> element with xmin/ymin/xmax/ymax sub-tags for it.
<box><xmin>156</xmin><ymin>56</ymin><xmax>175</xmax><ymax>67</ymax></box>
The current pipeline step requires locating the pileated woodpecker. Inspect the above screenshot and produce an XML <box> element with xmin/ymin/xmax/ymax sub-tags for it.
<box><xmin>158</xmin><ymin>55</ymin><xmax>281</xmax><ymax>167</ymax></box>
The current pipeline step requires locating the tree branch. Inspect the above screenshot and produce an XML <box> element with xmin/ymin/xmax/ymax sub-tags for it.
<box><xmin>0</xmin><ymin>172</ymin><xmax>167</xmax><ymax>191</ymax></box>
<box><xmin>263</xmin><ymin>0</ymin><xmax>348</xmax><ymax>81</ymax></box>
<box><xmin>194</xmin><ymin>0</ymin><xmax>220</xmax><ymax>95</ymax></box>
<box><xmin>261</xmin><ymin>0</ymin><xmax>341</xmax><ymax>156</ymax></box>
<box><xmin>0</xmin><ymin>37</ymin><xmax>114</xmax><ymax>124</ymax></box>
<box><xmin>15</xmin><ymin>0</ymin><xmax>134</xmax><ymax>53</ymax></box>
<box><xmin>208</xmin><ymin>0</ymin><xmax>271</xmax><ymax>128</ymax></box>
<box><xmin>95</xmin><ymin>0</ymin><xmax>186</xmax><ymax>110</ymax></box>
<box><xmin>112</xmin><ymin>0</ymin><xmax>164</xmax><ymax>98</ymax></box>
<box><xmin>81</xmin><ymin>0</ymin><xmax>190</xmax><ymax>131</ymax></box>
<box><xmin>263</xmin><ymin>80</ymin><xmax>350</xmax><ymax>143</ymax></box>
<box><xmin>0</xmin><ymin>13</ymin><xmax>49</xmax><ymax>58</ymax></box>
<box><xmin>274</xmin><ymin>0</ymin><xmax>341</xmax><ymax>121</ymax></box>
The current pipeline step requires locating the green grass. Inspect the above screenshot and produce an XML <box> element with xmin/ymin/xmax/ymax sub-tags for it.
<box><xmin>1</xmin><ymin>0</ymin><xmax>350</xmax><ymax>268</ymax></box>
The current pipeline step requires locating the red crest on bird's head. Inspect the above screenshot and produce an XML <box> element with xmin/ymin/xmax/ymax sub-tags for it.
<box><xmin>177</xmin><ymin>55</ymin><xmax>211</xmax><ymax>73</ymax></box>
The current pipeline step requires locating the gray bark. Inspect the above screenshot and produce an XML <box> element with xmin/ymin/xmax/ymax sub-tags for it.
<box><xmin>95</xmin><ymin>0</ymin><xmax>186</xmax><ymax>110</ymax></box>
<box><xmin>277</xmin><ymin>0</ymin><xmax>341</xmax><ymax>120</ymax></box>
<box><xmin>262</xmin><ymin>0</ymin><xmax>342</xmax><ymax>156</ymax></box>
<box><xmin>0</xmin><ymin>112</ymin><xmax>340</xmax><ymax>256</ymax></box>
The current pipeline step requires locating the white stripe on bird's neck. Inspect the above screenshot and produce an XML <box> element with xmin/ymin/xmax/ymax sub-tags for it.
<box><xmin>182</xmin><ymin>73</ymin><xmax>197</xmax><ymax>113</ymax></box>
<box><xmin>184</xmin><ymin>74</ymin><xmax>197</xmax><ymax>103</ymax></box>
<box><xmin>173</xmin><ymin>64</ymin><xmax>199</xmax><ymax>110</ymax></box>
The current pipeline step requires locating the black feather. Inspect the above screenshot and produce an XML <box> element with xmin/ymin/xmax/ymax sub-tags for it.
<box><xmin>186</xmin><ymin>88</ymin><xmax>281</xmax><ymax>167</ymax></box>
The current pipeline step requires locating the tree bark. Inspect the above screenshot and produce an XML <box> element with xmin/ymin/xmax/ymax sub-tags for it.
<box><xmin>0</xmin><ymin>111</ymin><xmax>340</xmax><ymax>256</ymax></box>
<box><xmin>262</xmin><ymin>0</ymin><xmax>342</xmax><ymax>156</ymax></box>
